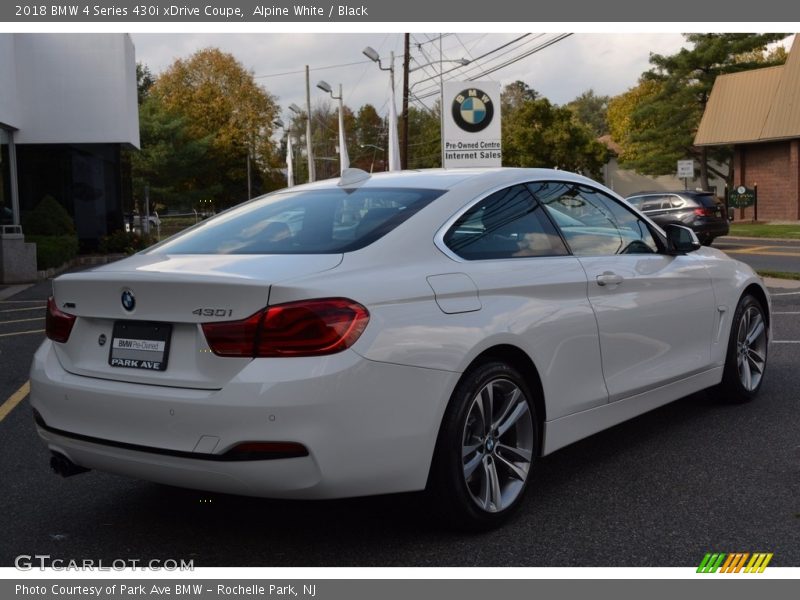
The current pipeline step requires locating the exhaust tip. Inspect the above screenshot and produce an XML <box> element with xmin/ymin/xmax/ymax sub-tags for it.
<box><xmin>49</xmin><ymin>452</ymin><xmax>90</xmax><ymax>478</ymax></box>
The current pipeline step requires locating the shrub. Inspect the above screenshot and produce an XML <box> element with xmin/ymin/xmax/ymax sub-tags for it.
<box><xmin>98</xmin><ymin>230</ymin><xmax>154</xmax><ymax>255</ymax></box>
<box><xmin>22</xmin><ymin>195</ymin><xmax>76</xmax><ymax>236</ymax></box>
<box><xmin>27</xmin><ymin>235</ymin><xmax>79</xmax><ymax>270</ymax></box>
<box><xmin>23</xmin><ymin>196</ymin><xmax>79</xmax><ymax>270</ymax></box>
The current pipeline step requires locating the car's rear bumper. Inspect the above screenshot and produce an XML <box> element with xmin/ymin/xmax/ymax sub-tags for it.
<box><xmin>30</xmin><ymin>339</ymin><xmax>459</xmax><ymax>499</ymax></box>
<box><xmin>691</xmin><ymin>219</ymin><xmax>730</xmax><ymax>241</ymax></box>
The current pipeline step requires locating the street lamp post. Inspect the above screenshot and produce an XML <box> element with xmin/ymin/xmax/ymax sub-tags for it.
<box><xmin>289</xmin><ymin>102</ymin><xmax>315</xmax><ymax>183</ymax></box>
<box><xmin>363</xmin><ymin>46</ymin><xmax>401</xmax><ymax>171</ymax></box>
<box><xmin>317</xmin><ymin>80</ymin><xmax>350</xmax><ymax>176</ymax></box>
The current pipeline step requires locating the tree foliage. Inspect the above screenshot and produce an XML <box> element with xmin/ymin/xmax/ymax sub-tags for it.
<box><xmin>618</xmin><ymin>33</ymin><xmax>788</xmax><ymax>188</ymax></box>
<box><xmin>150</xmin><ymin>48</ymin><xmax>280</xmax><ymax>207</ymax></box>
<box><xmin>132</xmin><ymin>97</ymin><xmax>216</xmax><ymax>212</ymax></box>
<box><xmin>501</xmin><ymin>83</ymin><xmax>608</xmax><ymax>179</ymax></box>
<box><xmin>136</xmin><ymin>62</ymin><xmax>154</xmax><ymax>106</ymax></box>
<box><xmin>406</xmin><ymin>104</ymin><xmax>441</xmax><ymax>169</ymax></box>
<box><xmin>566</xmin><ymin>89</ymin><xmax>610</xmax><ymax>137</ymax></box>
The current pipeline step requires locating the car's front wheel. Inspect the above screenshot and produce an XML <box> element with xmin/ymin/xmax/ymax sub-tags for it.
<box><xmin>429</xmin><ymin>361</ymin><xmax>538</xmax><ymax>530</ymax></box>
<box><xmin>713</xmin><ymin>294</ymin><xmax>768</xmax><ymax>402</ymax></box>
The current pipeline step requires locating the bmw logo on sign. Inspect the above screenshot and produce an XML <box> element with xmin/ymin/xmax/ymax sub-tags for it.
<box><xmin>121</xmin><ymin>290</ymin><xmax>136</xmax><ymax>312</ymax></box>
<box><xmin>452</xmin><ymin>88</ymin><xmax>494</xmax><ymax>133</ymax></box>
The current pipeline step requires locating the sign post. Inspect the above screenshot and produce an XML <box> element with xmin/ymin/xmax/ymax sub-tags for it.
<box><xmin>677</xmin><ymin>160</ymin><xmax>694</xmax><ymax>190</ymax></box>
<box><xmin>442</xmin><ymin>81</ymin><xmax>502</xmax><ymax>168</ymax></box>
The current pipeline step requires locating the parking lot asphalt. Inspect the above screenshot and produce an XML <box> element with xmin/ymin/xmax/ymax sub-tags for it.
<box><xmin>0</xmin><ymin>276</ymin><xmax>798</xmax><ymax>568</ymax></box>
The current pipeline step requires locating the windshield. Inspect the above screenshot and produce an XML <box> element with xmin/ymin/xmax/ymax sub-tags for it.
<box><xmin>149</xmin><ymin>187</ymin><xmax>443</xmax><ymax>255</ymax></box>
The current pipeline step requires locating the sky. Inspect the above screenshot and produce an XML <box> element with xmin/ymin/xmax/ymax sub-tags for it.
<box><xmin>130</xmin><ymin>32</ymin><xmax>690</xmax><ymax>122</ymax></box>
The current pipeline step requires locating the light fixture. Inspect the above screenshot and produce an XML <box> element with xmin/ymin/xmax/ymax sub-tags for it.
<box><xmin>362</xmin><ymin>46</ymin><xmax>380</xmax><ymax>62</ymax></box>
<box><xmin>316</xmin><ymin>80</ymin><xmax>333</xmax><ymax>94</ymax></box>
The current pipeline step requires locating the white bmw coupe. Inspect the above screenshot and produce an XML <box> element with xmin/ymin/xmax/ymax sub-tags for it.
<box><xmin>31</xmin><ymin>168</ymin><xmax>770</xmax><ymax>529</ymax></box>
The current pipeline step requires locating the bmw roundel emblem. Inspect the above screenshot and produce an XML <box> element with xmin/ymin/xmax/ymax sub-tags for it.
<box><xmin>121</xmin><ymin>290</ymin><xmax>136</xmax><ymax>312</ymax></box>
<box><xmin>452</xmin><ymin>88</ymin><xmax>494</xmax><ymax>133</ymax></box>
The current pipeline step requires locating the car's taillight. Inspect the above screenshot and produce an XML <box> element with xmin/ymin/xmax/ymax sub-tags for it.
<box><xmin>45</xmin><ymin>296</ymin><xmax>76</xmax><ymax>343</ymax></box>
<box><xmin>201</xmin><ymin>298</ymin><xmax>369</xmax><ymax>358</ymax></box>
<box><xmin>694</xmin><ymin>207</ymin><xmax>714</xmax><ymax>217</ymax></box>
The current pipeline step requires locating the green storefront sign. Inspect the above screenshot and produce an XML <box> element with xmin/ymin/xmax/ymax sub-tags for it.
<box><xmin>729</xmin><ymin>186</ymin><xmax>756</xmax><ymax>208</ymax></box>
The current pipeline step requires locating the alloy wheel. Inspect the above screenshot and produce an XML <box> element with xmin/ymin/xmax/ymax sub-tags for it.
<box><xmin>461</xmin><ymin>377</ymin><xmax>534</xmax><ymax>513</ymax></box>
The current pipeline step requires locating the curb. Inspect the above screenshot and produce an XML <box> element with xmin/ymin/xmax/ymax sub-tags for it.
<box><xmin>0</xmin><ymin>284</ymin><xmax>34</xmax><ymax>301</ymax></box>
<box><xmin>721</xmin><ymin>235</ymin><xmax>800</xmax><ymax>243</ymax></box>
<box><xmin>762</xmin><ymin>277</ymin><xmax>800</xmax><ymax>290</ymax></box>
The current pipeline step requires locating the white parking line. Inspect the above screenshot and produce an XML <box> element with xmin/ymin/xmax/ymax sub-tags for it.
<box><xmin>773</xmin><ymin>312</ymin><xmax>800</xmax><ymax>315</ymax></box>
<box><xmin>771</xmin><ymin>291</ymin><xmax>800</xmax><ymax>296</ymax></box>
<box><xmin>773</xmin><ymin>340</ymin><xmax>800</xmax><ymax>344</ymax></box>
<box><xmin>0</xmin><ymin>306</ymin><xmax>45</xmax><ymax>313</ymax></box>
<box><xmin>0</xmin><ymin>317</ymin><xmax>45</xmax><ymax>325</ymax></box>
<box><xmin>0</xmin><ymin>329</ymin><xmax>45</xmax><ymax>338</ymax></box>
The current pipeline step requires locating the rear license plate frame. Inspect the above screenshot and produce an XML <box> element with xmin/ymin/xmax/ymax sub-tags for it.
<box><xmin>108</xmin><ymin>321</ymin><xmax>173</xmax><ymax>371</ymax></box>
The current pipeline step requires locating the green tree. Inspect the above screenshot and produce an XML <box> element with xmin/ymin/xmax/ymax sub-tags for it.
<box><xmin>407</xmin><ymin>104</ymin><xmax>441</xmax><ymax>169</ymax></box>
<box><xmin>132</xmin><ymin>97</ymin><xmax>216</xmax><ymax>213</ymax></box>
<box><xmin>607</xmin><ymin>79</ymin><xmax>663</xmax><ymax>167</ymax></box>
<box><xmin>567</xmin><ymin>89</ymin><xmax>610</xmax><ymax>137</ymax></box>
<box><xmin>151</xmin><ymin>47</ymin><xmax>280</xmax><ymax>207</ymax></box>
<box><xmin>352</xmin><ymin>104</ymin><xmax>386</xmax><ymax>172</ymax></box>
<box><xmin>501</xmin><ymin>80</ymin><xmax>540</xmax><ymax>113</ymax></box>
<box><xmin>626</xmin><ymin>33</ymin><xmax>788</xmax><ymax>189</ymax></box>
<box><xmin>136</xmin><ymin>62</ymin><xmax>155</xmax><ymax>106</ymax></box>
<box><xmin>501</xmin><ymin>84</ymin><xmax>608</xmax><ymax>178</ymax></box>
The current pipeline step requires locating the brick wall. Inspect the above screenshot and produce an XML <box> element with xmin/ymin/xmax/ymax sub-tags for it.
<box><xmin>734</xmin><ymin>140</ymin><xmax>800</xmax><ymax>221</ymax></box>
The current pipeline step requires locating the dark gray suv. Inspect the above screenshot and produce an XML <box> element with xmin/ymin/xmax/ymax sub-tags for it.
<box><xmin>626</xmin><ymin>191</ymin><xmax>729</xmax><ymax>246</ymax></box>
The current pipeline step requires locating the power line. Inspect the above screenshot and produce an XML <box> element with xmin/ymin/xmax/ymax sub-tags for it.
<box><xmin>413</xmin><ymin>33</ymin><xmax>573</xmax><ymax>102</ymax></box>
<box><xmin>410</xmin><ymin>34</ymin><xmax>545</xmax><ymax>98</ymax></box>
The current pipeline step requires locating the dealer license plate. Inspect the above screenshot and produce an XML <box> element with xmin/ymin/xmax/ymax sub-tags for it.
<box><xmin>109</xmin><ymin>321</ymin><xmax>172</xmax><ymax>371</ymax></box>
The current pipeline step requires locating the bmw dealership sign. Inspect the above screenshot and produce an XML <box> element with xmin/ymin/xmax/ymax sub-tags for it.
<box><xmin>443</xmin><ymin>81</ymin><xmax>502</xmax><ymax>168</ymax></box>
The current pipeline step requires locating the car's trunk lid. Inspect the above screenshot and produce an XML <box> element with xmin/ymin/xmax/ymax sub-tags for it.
<box><xmin>51</xmin><ymin>253</ymin><xmax>342</xmax><ymax>389</ymax></box>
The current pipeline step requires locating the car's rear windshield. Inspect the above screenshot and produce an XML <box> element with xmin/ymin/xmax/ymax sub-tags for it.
<box><xmin>693</xmin><ymin>193</ymin><xmax>721</xmax><ymax>207</ymax></box>
<box><xmin>149</xmin><ymin>187</ymin><xmax>444</xmax><ymax>255</ymax></box>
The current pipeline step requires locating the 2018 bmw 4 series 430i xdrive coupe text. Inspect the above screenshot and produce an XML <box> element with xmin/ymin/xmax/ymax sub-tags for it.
<box><xmin>31</xmin><ymin>168</ymin><xmax>770</xmax><ymax>529</ymax></box>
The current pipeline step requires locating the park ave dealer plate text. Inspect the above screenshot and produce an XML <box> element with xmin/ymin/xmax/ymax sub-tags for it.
<box><xmin>109</xmin><ymin>321</ymin><xmax>172</xmax><ymax>371</ymax></box>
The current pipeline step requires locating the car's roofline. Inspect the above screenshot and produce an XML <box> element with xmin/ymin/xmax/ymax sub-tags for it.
<box><xmin>264</xmin><ymin>168</ymin><xmax>606</xmax><ymax>194</ymax></box>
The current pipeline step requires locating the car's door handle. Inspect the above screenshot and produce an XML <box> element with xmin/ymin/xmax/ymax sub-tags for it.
<box><xmin>596</xmin><ymin>272</ymin><xmax>624</xmax><ymax>287</ymax></box>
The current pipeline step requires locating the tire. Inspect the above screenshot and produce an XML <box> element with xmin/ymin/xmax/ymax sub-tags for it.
<box><xmin>428</xmin><ymin>361</ymin><xmax>538</xmax><ymax>531</ymax></box>
<box><xmin>713</xmin><ymin>294</ymin><xmax>768</xmax><ymax>403</ymax></box>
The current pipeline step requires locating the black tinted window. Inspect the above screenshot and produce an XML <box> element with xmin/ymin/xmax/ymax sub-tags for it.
<box><xmin>443</xmin><ymin>185</ymin><xmax>568</xmax><ymax>260</ymax></box>
<box><xmin>149</xmin><ymin>187</ymin><xmax>442</xmax><ymax>255</ymax></box>
<box><xmin>531</xmin><ymin>182</ymin><xmax>658</xmax><ymax>256</ymax></box>
<box><xmin>693</xmin><ymin>193</ymin><xmax>720</xmax><ymax>208</ymax></box>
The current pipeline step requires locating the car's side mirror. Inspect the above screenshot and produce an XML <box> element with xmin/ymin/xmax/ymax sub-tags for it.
<box><xmin>665</xmin><ymin>224</ymin><xmax>701</xmax><ymax>254</ymax></box>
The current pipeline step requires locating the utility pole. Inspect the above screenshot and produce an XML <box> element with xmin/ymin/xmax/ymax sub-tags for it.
<box><xmin>401</xmin><ymin>33</ymin><xmax>410</xmax><ymax>170</ymax></box>
<box><xmin>305</xmin><ymin>65</ymin><xmax>316</xmax><ymax>182</ymax></box>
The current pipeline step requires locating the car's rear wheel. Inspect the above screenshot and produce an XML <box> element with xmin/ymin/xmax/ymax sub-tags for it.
<box><xmin>429</xmin><ymin>361</ymin><xmax>538</xmax><ymax>530</ymax></box>
<box><xmin>713</xmin><ymin>294</ymin><xmax>768</xmax><ymax>403</ymax></box>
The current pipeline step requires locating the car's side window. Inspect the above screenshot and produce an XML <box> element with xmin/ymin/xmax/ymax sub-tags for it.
<box><xmin>443</xmin><ymin>185</ymin><xmax>569</xmax><ymax>260</ymax></box>
<box><xmin>669</xmin><ymin>196</ymin><xmax>686</xmax><ymax>209</ymax></box>
<box><xmin>530</xmin><ymin>182</ymin><xmax>659</xmax><ymax>256</ymax></box>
